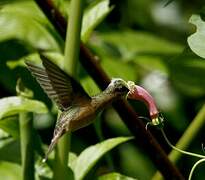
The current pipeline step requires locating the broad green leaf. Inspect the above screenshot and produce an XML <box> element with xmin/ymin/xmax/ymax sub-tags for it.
<box><xmin>133</xmin><ymin>55</ymin><xmax>168</xmax><ymax>73</ymax></box>
<box><xmin>68</xmin><ymin>152</ymin><xmax>78</xmax><ymax>169</ymax></box>
<box><xmin>37</xmin><ymin>151</ymin><xmax>74</xmax><ymax>180</ymax></box>
<box><xmin>33</xmin><ymin>52</ymin><xmax>64</xmax><ymax>69</ymax></box>
<box><xmin>73</xmin><ymin>136</ymin><xmax>133</xmax><ymax>180</ymax></box>
<box><xmin>0</xmin><ymin>138</ymin><xmax>21</xmax><ymax>164</ymax></box>
<box><xmin>0</xmin><ymin>133</ymin><xmax>20</xmax><ymax>164</ymax></box>
<box><xmin>0</xmin><ymin>39</ymin><xmax>34</xmax><ymax>93</ymax></box>
<box><xmin>188</xmin><ymin>14</ymin><xmax>205</xmax><ymax>59</ymax></box>
<box><xmin>6</xmin><ymin>53</ymin><xmax>41</xmax><ymax>69</ymax></box>
<box><xmin>98</xmin><ymin>172</ymin><xmax>137</xmax><ymax>180</ymax></box>
<box><xmin>0</xmin><ymin>96</ymin><xmax>47</xmax><ymax>162</ymax></box>
<box><xmin>53</xmin><ymin>0</ymin><xmax>70</xmax><ymax>18</ymax></box>
<box><xmin>119</xmin><ymin>144</ymin><xmax>155</xmax><ymax>179</ymax></box>
<box><xmin>0</xmin><ymin>96</ymin><xmax>48</xmax><ymax>119</ymax></box>
<box><xmin>101</xmin><ymin>57</ymin><xmax>137</xmax><ymax>81</ymax></box>
<box><xmin>35</xmin><ymin>158</ymin><xmax>53</xmax><ymax>180</ymax></box>
<box><xmin>0</xmin><ymin>39</ymin><xmax>31</xmax><ymax>62</ymax></box>
<box><xmin>1</xmin><ymin>1</ymin><xmax>45</xmax><ymax>20</ymax></box>
<box><xmin>0</xmin><ymin>128</ymin><xmax>9</xmax><ymax>139</ymax></box>
<box><xmin>7</xmin><ymin>52</ymin><xmax>64</xmax><ymax>69</ymax></box>
<box><xmin>0</xmin><ymin>2</ymin><xmax>60</xmax><ymax>51</ymax></box>
<box><xmin>90</xmin><ymin>30</ymin><xmax>179</xmax><ymax>76</ymax></box>
<box><xmin>96</xmin><ymin>30</ymin><xmax>183</xmax><ymax>59</ymax></box>
<box><xmin>81</xmin><ymin>0</ymin><xmax>113</xmax><ymax>42</ymax></box>
<box><xmin>35</xmin><ymin>151</ymin><xmax>76</xmax><ymax>180</ymax></box>
<box><xmin>0</xmin><ymin>117</ymin><xmax>50</xmax><ymax>162</ymax></box>
<box><xmin>0</xmin><ymin>161</ymin><xmax>22</xmax><ymax>180</ymax></box>
<box><xmin>0</xmin><ymin>116</ymin><xmax>19</xmax><ymax>138</ymax></box>
<box><xmin>168</xmin><ymin>52</ymin><xmax>205</xmax><ymax>96</ymax></box>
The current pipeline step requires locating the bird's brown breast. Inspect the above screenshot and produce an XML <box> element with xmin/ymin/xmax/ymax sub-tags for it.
<box><xmin>67</xmin><ymin>105</ymin><xmax>96</xmax><ymax>132</ymax></box>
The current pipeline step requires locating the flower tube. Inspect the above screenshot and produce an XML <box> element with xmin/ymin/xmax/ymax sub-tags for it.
<box><xmin>127</xmin><ymin>81</ymin><xmax>164</xmax><ymax>127</ymax></box>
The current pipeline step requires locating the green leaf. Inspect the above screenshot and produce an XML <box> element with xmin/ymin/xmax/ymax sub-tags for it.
<box><xmin>98</xmin><ymin>172</ymin><xmax>137</xmax><ymax>180</ymax></box>
<box><xmin>81</xmin><ymin>0</ymin><xmax>113</xmax><ymax>42</ymax></box>
<box><xmin>133</xmin><ymin>55</ymin><xmax>168</xmax><ymax>73</ymax></box>
<box><xmin>6</xmin><ymin>53</ymin><xmax>41</xmax><ymax>69</ymax></box>
<box><xmin>0</xmin><ymin>128</ymin><xmax>9</xmax><ymax>139</ymax></box>
<box><xmin>0</xmin><ymin>116</ymin><xmax>19</xmax><ymax>138</ymax></box>
<box><xmin>0</xmin><ymin>96</ymin><xmax>48</xmax><ymax>119</ymax></box>
<box><xmin>35</xmin><ymin>151</ymin><xmax>77</xmax><ymax>180</ymax></box>
<box><xmin>96</xmin><ymin>30</ymin><xmax>183</xmax><ymax>59</ymax></box>
<box><xmin>0</xmin><ymin>117</ymin><xmax>50</xmax><ymax>163</ymax></box>
<box><xmin>0</xmin><ymin>161</ymin><xmax>22</xmax><ymax>180</ymax></box>
<box><xmin>68</xmin><ymin>152</ymin><xmax>78</xmax><ymax>170</ymax></box>
<box><xmin>188</xmin><ymin>14</ymin><xmax>205</xmax><ymax>59</ymax></box>
<box><xmin>0</xmin><ymin>138</ymin><xmax>21</xmax><ymax>164</ymax></box>
<box><xmin>101</xmin><ymin>57</ymin><xmax>136</xmax><ymax>81</ymax></box>
<box><xmin>35</xmin><ymin>158</ymin><xmax>53</xmax><ymax>180</ymax></box>
<box><xmin>73</xmin><ymin>136</ymin><xmax>133</xmax><ymax>180</ymax></box>
<box><xmin>7</xmin><ymin>52</ymin><xmax>64</xmax><ymax>69</ymax></box>
<box><xmin>118</xmin><ymin>144</ymin><xmax>155</xmax><ymax>179</ymax></box>
<box><xmin>1</xmin><ymin>1</ymin><xmax>45</xmax><ymax>19</ymax></box>
<box><xmin>0</xmin><ymin>1</ymin><xmax>60</xmax><ymax>51</ymax></box>
<box><xmin>168</xmin><ymin>52</ymin><xmax>205</xmax><ymax>96</ymax></box>
<box><xmin>0</xmin><ymin>132</ymin><xmax>20</xmax><ymax>164</ymax></box>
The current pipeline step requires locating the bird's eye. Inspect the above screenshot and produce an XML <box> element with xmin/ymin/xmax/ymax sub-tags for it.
<box><xmin>115</xmin><ymin>86</ymin><xmax>128</xmax><ymax>93</ymax></box>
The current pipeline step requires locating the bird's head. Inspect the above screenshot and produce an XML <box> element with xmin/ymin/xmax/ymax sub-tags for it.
<box><xmin>107</xmin><ymin>78</ymin><xmax>130</xmax><ymax>97</ymax></box>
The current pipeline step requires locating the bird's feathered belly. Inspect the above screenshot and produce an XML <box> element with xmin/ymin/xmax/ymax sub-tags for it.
<box><xmin>56</xmin><ymin>105</ymin><xmax>96</xmax><ymax>134</ymax></box>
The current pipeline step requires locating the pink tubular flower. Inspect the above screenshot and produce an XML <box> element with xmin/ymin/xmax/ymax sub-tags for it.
<box><xmin>127</xmin><ymin>81</ymin><xmax>164</xmax><ymax>127</ymax></box>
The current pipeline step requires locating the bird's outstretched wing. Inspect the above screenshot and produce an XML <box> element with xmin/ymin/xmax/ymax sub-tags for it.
<box><xmin>25</xmin><ymin>54</ymin><xmax>91</xmax><ymax>110</ymax></box>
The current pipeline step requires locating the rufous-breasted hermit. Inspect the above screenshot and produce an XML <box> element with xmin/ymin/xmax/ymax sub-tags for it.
<box><xmin>25</xmin><ymin>54</ymin><xmax>133</xmax><ymax>161</ymax></box>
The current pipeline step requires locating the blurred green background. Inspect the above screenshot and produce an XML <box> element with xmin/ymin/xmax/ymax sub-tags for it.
<box><xmin>0</xmin><ymin>0</ymin><xmax>205</xmax><ymax>179</ymax></box>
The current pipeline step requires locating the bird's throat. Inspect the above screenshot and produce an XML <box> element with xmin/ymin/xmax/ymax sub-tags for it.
<box><xmin>91</xmin><ymin>88</ymin><xmax>117</xmax><ymax>111</ymax></box>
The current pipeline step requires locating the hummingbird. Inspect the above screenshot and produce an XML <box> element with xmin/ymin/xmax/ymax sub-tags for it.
<box><xmin>25</xmin><ymin>54</ymin><xmax>130</xmax><ymax>161</ymax></box>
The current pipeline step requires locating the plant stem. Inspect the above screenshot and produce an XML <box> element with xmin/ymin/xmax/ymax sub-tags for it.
<box><xmin>64</xmin><ymin>0</ymin><xmax>83</xmax><ymax>75</ymax></box>
<box><xmin>169</xmin><ymin>104</ymin><xmax>205</xmax><ymax>162</ymax></box>
<box><xmin>20</xmin><ymin>112</ymin><xmax>34</xmax><ymax>180</ymax></box>
<box><xmin>94</xmin><ymin>114</ymin><xmax>114</xmax><ymax>170</ymax></box>
<box><xmin>53</xmin><ymin>0</ymin><xmax>84</xmax><ymax>179</ymax></box>
<box><xmin>152</xmin><ymin>104</ymin><xmax>205</xmax><ymax>180</ymax></box>
<box><xmin>53</xmin><ymin>136</ymin><xmax>70</xmax><ymax>180</ymax></box>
